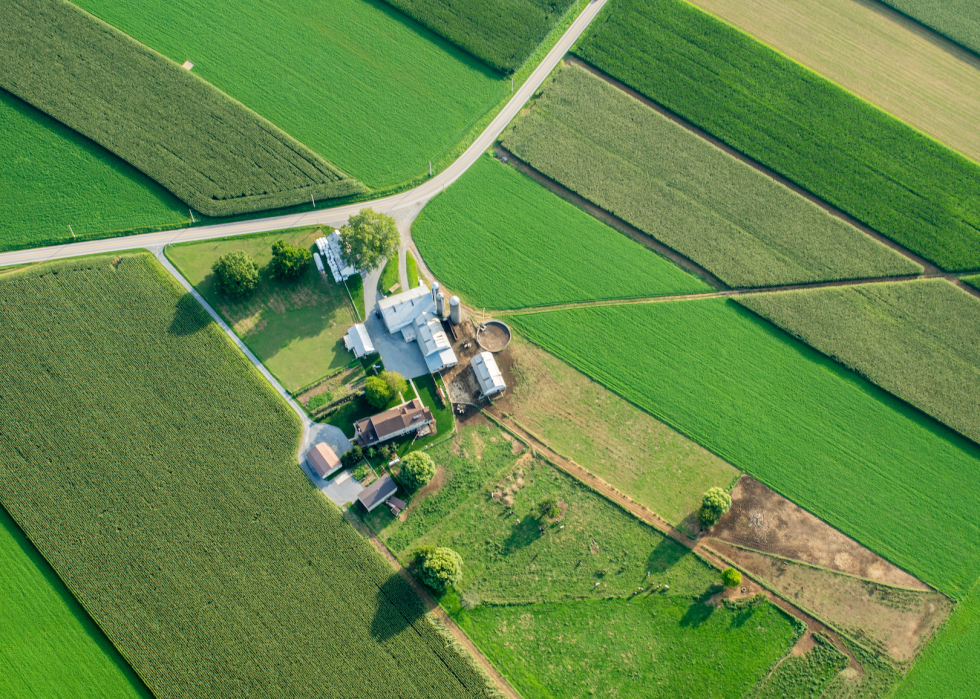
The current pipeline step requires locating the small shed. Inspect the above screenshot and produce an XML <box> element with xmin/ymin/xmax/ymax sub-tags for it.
<box><xmin>358</xmin><ymin>474</ymin><xmax>399</xmax><ymax>512</ymax></box>
<box><xmin>307</xmin><ymin>442</ymin><xmax>342</xmax><ymax>479</ymax></box>
<box><xmin>471</xmin><ymin>351</ymin><xmax>506</xmax><ymax>398</ymax></box>
<box><xmin>343</xmin><ymin>323</ymin><xmax>375</xmax><ymax>358</ymax></box>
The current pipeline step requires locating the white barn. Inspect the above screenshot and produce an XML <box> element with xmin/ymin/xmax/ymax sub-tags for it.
<box><xmin>472</xmin><ymin>351</ymin><xmax>506</xmax><ymax>398</ymax></box>
<box><xmin>343</xmin><ymin>323</ymin><xmax>375</xmax><ymax>358</ymax></box>
<box><xmin>376</xmin><ymin>283</ymin><xmax>457</xmax><ymax>373</ymax></box>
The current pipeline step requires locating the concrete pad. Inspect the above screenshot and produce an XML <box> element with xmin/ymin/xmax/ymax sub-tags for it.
<box><xmin>324</xmin><ymin>470</ymin><xmax>365</xmax><ymax>506</ymax></box>
<box><xmin>363</xmin><ymin>313</ymin><xmax>428</xmax><ymax>379</ymax></box>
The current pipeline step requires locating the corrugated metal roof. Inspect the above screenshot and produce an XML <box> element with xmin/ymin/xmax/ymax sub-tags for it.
<box><xmin>472</xmin><ymin>352</ymin><xmax>506</xmax><ymax>395</ymax></box>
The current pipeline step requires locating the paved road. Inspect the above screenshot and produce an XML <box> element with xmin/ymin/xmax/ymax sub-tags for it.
<box><xmin>0</xmin><ymin>0</ymin><xmax>608</xmax><ymax>271</ymax></box>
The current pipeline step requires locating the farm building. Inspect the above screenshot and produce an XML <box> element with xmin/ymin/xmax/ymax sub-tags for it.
<box><xmin>306</xmin><ymin>442</ymin><xmax>342</xmax><ymax>479</ymax></box>
<box><xmin>354</xmin><ymin>398</ymin><xmax>434</xmax><ymax>447</ymax></box>
<box><xmin>376</xmin><ymin>283</ymin><xmax>457</xmax><ymax>372</ymax></box>
<box><xmin>343</xmin><ymin>323</ymin><xmax>375</xmax><ymax>358</ymax></box>
<box><xmin>316</xmin><ymin>230</ymin><xmax>356</xmax><ymax>283</ymax></box>
<box><xmin>471</xmin><ymin>351</ymin><xmax>506</xmax><ymax>398</ymax></box>
<box><xmin>358</xmin><ymin>474</ymin><xmax>400</xmax><ymax>512</ymax></box>
<box><xmin>388</xmin><ymin>496</ymin><xmax>407</xmax><ymax>515</ymax></box>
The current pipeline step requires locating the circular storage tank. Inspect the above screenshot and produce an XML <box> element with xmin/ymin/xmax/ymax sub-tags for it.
<box><xmin>476</xmin><ymin>320</ymin><xmax>511</xmax><ymax>352</ymax></box>
<box><xmin>449</xmin><ymin>296</ymin><xmax>462</xmax><ymax>324</ymax></box>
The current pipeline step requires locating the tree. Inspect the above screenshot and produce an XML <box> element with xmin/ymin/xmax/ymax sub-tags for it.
<box><xmin>697</xmin><ymin>487</ymin><xmax>732</xmax><ymax>528</ymax></box>
<box><xmin>338</xmin><ymin>208</ymin><xmax>399</xmax><ymax>272</ymax></box>
<box><xmin>401</xmin><ymin>450</ymin><xmax>435</xmax><ymax>489</ymax></box>
<box><xmin>538</xmin><ymin>497</ymin><xmax>560</xmax><ymax>520</ymax></box>
<box><xmin>364</xmin><ymin>375</ymin><xmax>392</xmax><ymax>408</ymax></box>
<box><xmin>382</xmin><ymin>371</ymin><xmax>408</xmax><ymax>400</ymax></box>
<box><xmin>341</xmin><ymin>445</ymin><xmax>363</xmax><ymax>468</ymax></box>
<box><xmin>415</xmin><ymin>546</ymin><xmax>463</xmax><ymax>592</ymax></box>
<box><xmin>721</xmin><ymin>567</ymin><xmax>742</xmax><ymax>588</ymax></box>
<box><xmin>269</xmin><ymin>239</ymin><xmax>312</xmax><ymax>280</ymax></box>
<box><xmin>212</xmin><ymin>251</ymin><xmax>259</xmax><ymax>299</ymax></box>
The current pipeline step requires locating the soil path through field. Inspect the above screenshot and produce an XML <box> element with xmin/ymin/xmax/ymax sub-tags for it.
<box><xmin>485</xmin><ymin>411</ymin><xmax>861</xmax><ymax>672</ymax></box>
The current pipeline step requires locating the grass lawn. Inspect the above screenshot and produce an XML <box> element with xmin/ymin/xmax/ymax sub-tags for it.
<box><xmin>413</xmin><ymin>154</ymin><xmax>711</xmax><ymax>309</ymax></box>
<box><xmin>737</xmin><ymin>279</ymin><xmax>980</xmax><ymax>445</ymax></box>
<box><xmin>0</xmin><ymin>89</ymin><xmax>187</xmax><ymax>253</ymax></box>
<box><xmin>0</xmin><ymin>507</ymin><xmax>151</xmax><ymax>699</ymax></box>
<box><xmin>0</xmin><ymin>252</ymin><xmax>497</xmax><ymax>698</ymax></box>
<box><xmin>497</xmin><ymin>334</ymin><xmax>738</xmax><ymax>529</ymax></box>
<box><xmin>406</xmin><ymin>250</ymin><xmax>422</xmax><ymax>288</ymax></box>
<box><xmin>501</xmin><ymin>64</ymin><xmax>920</xmax><ymax>287</ymax></box>
<box><xmin>167</xmin><ymin>227</ymin><xmax>360</xmax><ymax>391</ymax></box>
<box><xmin>378</xmin><ymin>256</ymin><xmax>401</xmax><ymax>295</ymax></box>
<box><xmin>73</xmin><ymin>0</ymin><xmax>507</xmax><ymax>188</ymax></box>
<box><xmin>509</xmin><ymin>300</ymin><xmax>980</xmax><ymax>599</ymax></box>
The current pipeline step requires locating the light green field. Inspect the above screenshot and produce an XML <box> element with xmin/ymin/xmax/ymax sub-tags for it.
<box><xmin>74</xmin><ymin>0</ymin><xmax>507</xmax><ymax>188</ymax></box>
<box><xmin>413</xmin><ymin>155</ymin><xmax>711</xmax><ymax>308</ymax></box>
<box><xmin>0</xmin><ymin>89</ymin><xmax>187</xmax><ymax>253</ymax></box>
<box><xmin>167</xmin><ymin>228</ymin><xmax>361</xmax><ymax>392</ymax></box>
<box><xmin>509</xmin><ymin>301</ymin><xmax>980</xmax><ymax>599</ymax></box>
<box><xmin>0</xmin><ymin>507</ymin><xmax>150</xmax><ymax>699</ymax></box>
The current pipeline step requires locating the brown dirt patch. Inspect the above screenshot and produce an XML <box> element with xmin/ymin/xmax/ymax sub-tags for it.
<box><xmin>711</xmin><ymin>477</ymin><xmax>927</xmax><ymax>589</ymax></box>
<box><xmin>708</xmin><ymin>539</ymin><xmax>952</xmax><ymax>662</ymax></box>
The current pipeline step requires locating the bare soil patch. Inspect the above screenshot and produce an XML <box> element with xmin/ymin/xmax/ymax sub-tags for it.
<box><xmin>708</xmin><ymin>540</ymin><xmax>951</xmax><ymax>662</ymax></box>
<box><xmin>711</xmin><ymin>477</ymin><xmax>928</xmax><ymax>589</ymax></box>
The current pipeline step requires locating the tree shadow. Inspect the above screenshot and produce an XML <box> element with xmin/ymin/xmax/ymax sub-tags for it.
<box><xmin>168</xmin><ymin>293</ymin><xmax>211</xmax><ymax>336</ymax></box>
<box><xmin>678</xmin><ymin>585</ymin><xmax>722</xmax><ymax>629</ymax></box>
<box><xmin>370</xmin><ymin>572</ymin><xmax>428</xmax><ymax>642</ymax></box>
<box><xmin>647</xmin><ymin>536</ymin><xmax>689</xmax><ymax>574</ymax></box>
<box><xmin>500</xmin><ymin>515</ymin><xmax>544</xmax><ymax>557</ymax></box>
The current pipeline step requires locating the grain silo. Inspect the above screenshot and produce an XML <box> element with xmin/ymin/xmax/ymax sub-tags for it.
<box><xmin>431</xmin><ymin>281</ymin><xmax>440</xmax><ymax>305</ymax></box>
<box><xmin>449</xmin><ymin>296</ymin><xmax>462</xmax><ymax>324</ymax></box>
<box><xmin>436</xmin><ymin>292</ymin><xmax>446</xmax><ymax>317</ymax></box>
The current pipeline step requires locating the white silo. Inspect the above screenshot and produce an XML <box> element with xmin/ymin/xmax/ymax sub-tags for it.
<box><xmin>449</xmin><ymin>296</ymin><xmax>462</xmax><ymax>324</ymax></box>
<box><xmin>436</xmin><ymin>292</ymin><xmax>446</xmax><ymax>316</ymax></box>
<box><xmin>431</xmin><ymin>281</ymin><xmax>440</xmax><ymax>304</ymax></box>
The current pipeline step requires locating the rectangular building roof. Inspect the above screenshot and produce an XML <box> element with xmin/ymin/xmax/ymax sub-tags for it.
<box><xmin>379</xmin><ymin>284</ymin><xmax>434</xmax><ymax>333</ymax></box>
<box><xmin>307</xmin><ymin>442</ymin><xmax>342</xmax><ymax>479</ymax></box>
<box><xmin>358</xmin><ymin>474</ymin><xmax>399</xmax><ymax>512</ymax></box>
<box><xmin>344</xmin><ymin>323</ymin><xmax>375</xmax><ymax>358</ymax></box>
<box><xmin>354</xmin><ymin>398</ymin><xmax>434</xmax><ymax>445</ymax></box>
<box><xmin>472</xmin><ymin>351</ymin><xmax>506</xmax><ymax>396</ymax></box>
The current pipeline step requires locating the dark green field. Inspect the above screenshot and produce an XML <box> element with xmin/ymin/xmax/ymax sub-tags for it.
<box><xmin>0</xmin><ymin>253</ymin><xmax>500</xmax><ymax>699</ymax></box>
<box><xmin>573</xmin><ymin>0</ymin><xmax>980</xmax><ymax>271</ymax></box>
<box><xmin>877</xmin><ymin>0</ymin><xmax>980</xmax><ymax>56</ymax></box>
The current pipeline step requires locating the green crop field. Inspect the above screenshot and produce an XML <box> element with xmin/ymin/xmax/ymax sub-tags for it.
<box><xmin>877</xmin><ymin>0</ymin><xmax>980</xmax><ymax>56</ymax></box>
<box><xmin>73</xmin><ymin>0</ymin><xmax>507</xmax><ymax>189</ymax></box>
<box><xmin>379</xmin><ymin>0</ymin><xmax>574</xmax><ymax>73</ymax></box>
<box><xmin>573</xmin><ymin>0</ymin><xmax>980</xmax><ymax>271</ymax></box>
<box><xmin>965</xmin><ymin>275</ymin><xmax>980</xmax><ymax>291</ymax></box>
<box><xmin>0</xmin><ymin>507</ymin><xmax>151</xmax><ymax>699</ymax></box>
<box><xmin>0</xmin><ymin>90</ymin><xmax>188</xmax><ymax>253</ymax></box>
<box><xmin>413</xmin><ymin>155</ymin><xmax>711</xmax><ymax>308</ymax></box>
<box><xmin>502</xmin><ymin>64</ymin><xmax>917</xmax><ymax>287</ymax></box>
<box><xmin>736</xmin><ymin>280</ymin><xmax>980</xmax><ymax>445</ymax></box>
<box><xmin>0</xmin><ymin>253</ymin><xmax>500</xmax><ymax>698</ymax></box>
<box><xmin>168</xmin><ymin>228</ymin><xmax>361</xmax><ymax>392</ymax></box>
<box><xmin>509</xmin><ymin>301</ymin><xmax>980</xmax><ymax>599</ymax></box>
<box><xmin>3</xmin><ymin>0</ymin><xmax>363</xmax><ymax>217</ymax></box>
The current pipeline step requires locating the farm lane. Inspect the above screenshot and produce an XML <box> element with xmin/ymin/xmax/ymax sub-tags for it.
<box><xmin>0</xmin><ymin>0</ymin><xmax>609</xmax><ymax>271</ymax></box>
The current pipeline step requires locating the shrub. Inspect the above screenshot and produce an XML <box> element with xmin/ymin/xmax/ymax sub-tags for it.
<box><xmin>212</xmin><ymin>251</ymin><xmax>259</xmax><ymax>299</ymax></box>
<box><xmin>270</xmin><ymin>240</ymin><xmax>312</xmax><ymax>280</ymax></box>
<box><xmin>416</xmin><ymin>546</ymin><xmax>463</xmax><ymax>592</ymax></box>
<box><xmin>341</xmin><ymin>445</ymin><xmax>363</xmax><ymax>468</ymax></box>
<box><xmin>365</xmin><ymin>376</ymin><xmax>393</xmax><ymax>408</ymax></box>
<box><xmin>382</xmin><ymin>371</ymin><xmax>409</xmax><ymax>401</ymax></box>
<box><xmin>698</xmin><ymin>487</ymin><xmax>732</xmax><ymax>528</ymax></box>
<box><xmin>401</xmin><ymin>451</ymin><xmax>436</xmax><ymax>489</ymax></box>
<box><xmin>538</xmin><ymin>497</ymin><xmax>560</xmax><ymax>519</ymax></box>
<box><xmin>339</xmin><ymin>209</ymin><xmax>400</xmax><ymax>273</ymax></box>
<box><xmin>721</xmin><ymin>568</ymin><xmax>742</xmax><ymax>588</ymax></box>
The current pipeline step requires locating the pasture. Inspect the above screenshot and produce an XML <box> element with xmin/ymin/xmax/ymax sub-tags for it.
<box><xmin>74</xmin><ymin>0</ymin><xmax>507</xmax><ymax>188</ymax></box>
<box><xmin>502</xmin><ymin>64</ymin><xmax>918</xmax><ymax>287</ymax></box>
<box><xmin>412</xmin><ymin>155</ymin><xmax>711</xmax><ymax>309</ymax></box>
<box><xmin>736</xmin><ymin>280</ymin><xmax>980</xmax><ymax>445</ymax></box>
<box><xmin>750</xmin><ymin>635</ymin><xmax>848</xmax><ymax>699</ymax></box>
<box><xmin>167</xmin><ymin>228</ymin><xmax>360</xmax><ymax>391</ymax></box>
<box><xmin>379</xmin><ymin>0</ymin><xmax>575</xmax><ymax>73</ymax></box>
<box><xmin>685</xmin><ymin>0</ymin><xmax>980</xmax><ymax>164</ymax></box>
<box><xmin>573</xmin><ymin>0</ymin><xmax>980</xmax><ymax>271</ymax></box>
<box><xmin>4</xmin><ymin>0</ymin><xmax>362</xmax><ymax>217</ymax></box>
<box><xmin>877</xmin><ymin>0</ymin><xmax>980</xmax><ymax>56</ymax></box>
<box><xmin>0</xmin><ymin>90</ymin><xmax>187</xmax><ymax>253</ymax></box>
<box><xmin>0</xmin><ymin>252</ymin><xmax>499</xmax><ymax>698</ymax></box>
<box><xmin>509</xmin><ymin>300</ymin><xmax>980</xmax><ymax>599</ymax></box>
<box><xmin>0</xmin><ymin>507</ymin><xmax>150</xmax><ymax>699</ymax></box>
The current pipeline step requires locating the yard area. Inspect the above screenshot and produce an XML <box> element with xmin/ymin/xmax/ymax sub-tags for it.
<box><xmin>167</xmin><ymin>227</ymin><xmax>362</xmax><ymax>392</ymax></box>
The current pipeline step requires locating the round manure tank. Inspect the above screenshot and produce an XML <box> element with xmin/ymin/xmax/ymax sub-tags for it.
<box><xmin>476</xmin><ymin>320</ymin><xmax>511</xmax><ymax>352</ymax></box>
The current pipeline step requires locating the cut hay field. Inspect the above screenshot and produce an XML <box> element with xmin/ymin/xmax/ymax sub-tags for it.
<box><xmin>380</xmin><ymin>0</ymin><xmax>575</xmax><ymax>73</ymax></box>
<box><xmin>0</xmin><ymin>507</ymin><xmax>151</xmax><ymax>699</ymax></box>
<box><xmin>3</xmin><ymin>0</ymin><xmax>363</xmax><ymax>218</ymax></box>
<box><xmin>686</xmin><ymin>0</ymin><xmax>980</xmax><ymax>163</ymax></box>
<box><xmin>412</xmin><ymin>155</ymin><xmax>711</xmax><ymax>308</ymax></box>
<box><xmin>74</xmin><ymin>0</ymin><xmax>507</xmax><ymax>188</ymax></box>
<box><xmin>0</xmin><ymin>253</ymin><xmax>499</xmax><ymax>698</ymax></box>
<box><xmin>0</xmin><ymin>90</ymin><xmax>187</xmax><ymax>253</ymax></box>
<box><xmin>877</xmin><ymin>0</ymin><xmax>980</xmax><ymax>56</ymax></box>
<box><xmin>502</xmin><ymin>64</ymin><xmax>918</xmax><ymax>287</ymax></box>
<box><xmin>167</xmin><ymin>228</ymin><xmax>361</xmax><ymax>392</ymax></box>
<box><xmin>736</xmin><ymin>280</ymin><xmax>980</xmax><ymax>445</ymax></box>
<box><xmin>573</xmin><ymin>0</ymin><xmax>980</xmax><ymax>271</ymax></box>
<box><xmin>508</xmin><ymin>301</ymin><xmax>980</xmax><ymax>599</ymax></box>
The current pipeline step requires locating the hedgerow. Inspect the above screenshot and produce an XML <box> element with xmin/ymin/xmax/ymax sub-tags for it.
<box><xmin>573</xmin><ymin>0</ymin><xmax>980</xmax><ymax>271</ymax></box>
<box><xmin>501</xmin><ymin>64</ymin><xmax>919</xmax><ymax>287</ymax></box>
<box><xmin>380</xmin><ymin>0</ymin><xmax>575</xmax><ymax>73</ymax></box>
<box><xmin>0</xmin><ymin>253</ymin><xmax>499</xmax><ymax>699</ymax></box>
<box><xmin>1</xmin><ymin>0</ymin><xmax>364</xmax><ymax>217</ymax></box>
